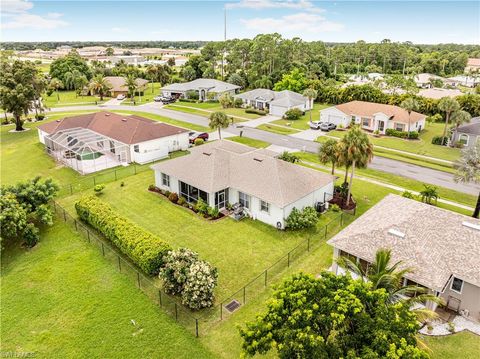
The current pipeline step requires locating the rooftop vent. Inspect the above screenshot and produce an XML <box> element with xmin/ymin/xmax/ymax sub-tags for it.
<box><xmin>202</xmin><ymin>152</ymin><xmax>212</xmax><ymax>156</ymax></box>
<box><xmin>388</xmin><ymin>228</ymin><xmax>405</xmax><ymax>239</ymax></box>
<box><xmin>253</xmin><ymin>158</ymin><xmax>263</xmax><ymax>162</ymax></box>
<box><xmin>462</xmin><ymin>221</ymin><xmax>480</xmax><ymax>231</ymax></box>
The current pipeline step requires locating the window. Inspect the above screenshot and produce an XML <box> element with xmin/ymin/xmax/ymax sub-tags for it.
<box><xmin>458</xmin><ymin>134</ymin><xmax>469</xmax><ymax>146</ymax></box>
<box><xmin>451</xmin><ymin>277</ymin><xmax>464</xmax><ymax>293</ymax></box>
<box><xmin>239</xmin><ymin>192</ymin><xmax>250</xmax><ymax>209</ymax></box>
<box><xmin>361</xmin><ymin>118</ymin><xmax>370</xmax><ymax>127</ymax></box>
<box><xmin>134</xmin><ymin>144</ymin><xmax>140</xmax><ymax>153</ymax></box>
<box><xmin>161</xmin><ymin>173</ymin><xmax>170</xmax><ymax>187</ymax></box>
<box><xmin>179</xmin><ymin>181</ymin><xmax>208</xmax><ymax>204</ymax></box>
<box><xmin>395</xmin><ymin>123</ymin><xmax>405</xmax><ymax>131</ymax></box>
<box><xmin>260</xmin><ymin>200</ymin><xmax>269</xmax><ymax>213</ymax></box>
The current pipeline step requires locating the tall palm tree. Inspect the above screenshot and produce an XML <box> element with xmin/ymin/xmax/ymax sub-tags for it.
<box><xmin>318</xmin><ymin>138</ymin><xmax>339</xmax><ymax>175</ymax></box>
<box><xmin>124</xmin><ymin>75</ymin><xmax>138</xmax><ymax>104</ymax></box>
<box><xmin>338</xmin><ymin>126</ymin><xmax>374</xmax><ymax>206</ymax></box>
<box><xmin>209</xmin><ymin>111</ymin><xmax>230</xmax><ymax>140</ymax></box>
<box><xmin>49</xmin><ymin>78</ymin><xmax>63</xmax><ymax>102</ymax></box>
<box><xmin>438</xmin><ymin>97</ymin><xmax>460</xmax><ymax>138</ymax></box>
<box><xmin>145</xmin><ymin>65</ymin><xmax>158</xmax><ymax>93</ymax></box>
<box><xmin>337</xmin><ymin>248</ymin><xmax>443</xmax><ymax>322</ymax></box>
<box><xmin>454</xmin><ymin>143</ymin><xmax>480</xmax><ymax>218</ymax></box>
<box><xmin>400</xmin><ymin>97</ymin><xmax>419</xmax><ymax>137</ymax></box>
<box><xmin>302</xmin><ymin>88</ymin><xmax>318</xmax><ymax>122</ymax></box>
<box><xmin>450</xmin><ymin>110</ymin><xmax>471</xmax><ymax>146</ymax></box>
<box><xmin>88</xmin><ymin>74</ymin><xmax>110</xmax><ymax>101</ymax></box>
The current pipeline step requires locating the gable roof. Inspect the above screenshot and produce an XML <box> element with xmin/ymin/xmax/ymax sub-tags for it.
<box><xmin>456</xmin><ymin>117</ymin><xmax>480</xmax><ymax>135</ymax></box>
<box><xmin>104</xmin><ymin>76</ymin><xmax>148</xmax><ymax>92</ymax></box>
<box><xmin>334</xmin><ymin>101</ymin><xmax>426</xmax><ymax>124</ymax></box>
<box><xmin>161</xmin><ymin>79</ymin><xmax>240</xmax><ymax>93</ymax></box>
<box><xmin>38</xmin><ymin>112</ymin><xmax>188</xmax><ymax>145</ymax></box>
<box><xmin>235</xmin><ymin>89</ymin><xmax>307</xmax><ymax>107</ymax></box>
<box><xmin>151</xmin><ymin>140</ymin><xmax>335</xmax><ymax>207</ymax></box>
<box><xmin>467</xmin><ymin>58</ymin><xmax>480</xmax><ymax>67</ymax></box>
<box><xmin>327</xmin><ymin>194</ymin><xmax>480</xmax><ymax>291</ymax></box>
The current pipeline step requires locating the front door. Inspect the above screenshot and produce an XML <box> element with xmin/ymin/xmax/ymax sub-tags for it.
<box><xmin>215</xmin><ymin>189</ymin><xmax>228</xmax><ymax>209</ymax></box>
<box><xmin>378</xmin><ymin>120</ymin><xmax>385</xmax><ymax>132</ymax></box>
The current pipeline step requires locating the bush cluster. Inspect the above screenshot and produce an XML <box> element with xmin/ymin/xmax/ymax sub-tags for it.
<box><xmin>283</xmin><ymin>108</ymin><xmax>303</xmax><ymax>121</ymax></box>
<box><xmin>385</xmin><ymin>128</ymin><xmax>419</xmax><ymax>139</ymax></box>
<box><xmin>285</xmin><ymin>206</ymin><xmax>318</xmax><ymax>230</ymax></box>
<box><xmin>431</xmin><ymin>135</ymin><xmax>449</xmax><ymax>146</ymax></box>
<box><xmin>75</xmin><ymin>196</ymin><xmax>172</xmax><ymax>275</ymax></box>
<box><xmin>245</xmin><ymin>108</ymin><xmax>267</xmax><ymax>115</ymax></box>
<box><xmin>160</xmin><ymin>248</ymin><xmax>218</xmax><ymax>310</ymax></box>
<box><xmin>194</xmin><ymin>138</ymin><xmax>205</xmax><ymax>146</ymax></box>
<box><xmin>178</xmin><ymin>98</ymin><xmax>197</xmax><ymax>103</ymax></box>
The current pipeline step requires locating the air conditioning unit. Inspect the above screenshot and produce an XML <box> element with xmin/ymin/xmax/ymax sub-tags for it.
<box><xmin>460</xmin><ymin>309</ymin><xmax>470</xmax><ymax>318</ymax></box>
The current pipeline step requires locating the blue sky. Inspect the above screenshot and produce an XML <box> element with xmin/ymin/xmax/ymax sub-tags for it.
<box><xmin>1</xmin><ymin>1</ymin><xmax>479</xmax><ymax>44</ymax></box>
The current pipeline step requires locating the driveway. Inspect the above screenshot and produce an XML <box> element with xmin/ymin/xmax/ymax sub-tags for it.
<box><xmin>242</xmin><ymin>115</ymin><xmax>280</xmax><ymax>128</ymax></box>
<box><xmin>101</xmin><ymin>98</ymin><xmax>124</xmax><ymax>106</ymax></box>
<box><xmin>290</xmin><ymin>129</ymin><xmax>323</xmax><ymax>141</ymax></box>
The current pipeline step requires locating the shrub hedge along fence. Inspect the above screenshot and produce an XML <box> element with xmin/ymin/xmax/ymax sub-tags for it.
<box><xmin>75</xmin><ymin>195</ymin><xmax>172</xmax><ymax>275</ymax></box>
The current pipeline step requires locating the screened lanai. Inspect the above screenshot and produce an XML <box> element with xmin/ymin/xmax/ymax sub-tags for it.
<box><xmin>44</xmin><ymin>127</ymin><xmax>130</xmax><ymax>174</ymax></box>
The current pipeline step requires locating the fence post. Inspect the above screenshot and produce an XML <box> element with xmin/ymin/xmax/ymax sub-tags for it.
<box><xmin>324</xmin><ymin>224</ymin><xmax>328</xmax><ymax>239</ymax></box>
<box><xmin>87</xmin><ymin>230</ymin><xmax>90</xmax><ymax>242</ymax></box>
<box><xmin>243</xmin><ymin>286</ymin><xmax>246</xmax><ymax>304</ymax></box>
<box><xmin>195</xmin><ymin>319</ymin><xmax>199</xmax><ymax>337</ymax></box>
<box><xmin>70</xmin><ymin>184</ymin><xmax>73</xmax><ymax>195</ymax></box>
<box><xmin>63</xmin><ymin>209</ymin><xmax>67</xmax><ymax>222</ymax></box>
<box><xmin>220</xmin><ymin>303</ymin><xmax>223</xmax><ymax>320</ymax></box>
<box><xmin>287</xmin><ymin>252</ymin><xmax>290</xmax><ymax>267</ymax></box>
<box><xmin>118</xmin><ymin>256</ymin><xmax>121</xmax><ymax>271</ymax></box>
<box><xmin>101</xmin><ymin>243</ymin><xmax>105</xmax><ymax>256</ymax></box>
<box><xmin>93</xmin><ymin>176</ymin><xmax>96</xmax><ymax>186</ymax></box>
<box><xmin>264</xmin><ymin>270</ymin><xmax>267</xmax><ymax>287</ymax></box>
<box><xmin>175</xmin><ymin>303</ymin><xmax>178</xmax><ymax>321</ymax></box>
<box><xmin>74</xmin><ymin>219</ymin><xmax>78</xmax><ymax>231</ymax></box>
<box><xmin>340</xmin><ymin>213</ymin><xmax>344</xmax><ymax>226</ymax></box>
<box><xmin>158</xmin><ymin>290</ymin><xmax>162</xmax><ymax>306</ymax></box>
<box><xmin>137</xmin><ymin>272</ymin><xmax>141</xmax><ymax>288</ymax></box>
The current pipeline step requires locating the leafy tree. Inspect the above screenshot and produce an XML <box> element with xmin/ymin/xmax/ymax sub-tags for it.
<box><xmin>451</xmin><ymin>110</ymin><xmax>471</xmax><ymax>145</ymax></box>
<box><xmin>454</xmin><ymin>143</ymin><xmax>480</xmax><ymax>218</ymax></box>
<box><xmin>89</xmin><ymin>74</ymin><xmax>111</xmax><ymax>101</ymax></box>
<box><xmin>0</xmin><ymin>60</ymin><xmax>40</xmax><ymax>131</ymax></box>
<box><xmin>240</xmin><ymin>272</ymin><xmax>428</xmax><ymax>358</ymax></box>
<box><xmin>73</xmin><ymin>74</ymin><xmax>88</xmax><ymax>96</ymax></box>
<box><xmin>419</xmin><ymin>184</ymin><xmax>439</xmax><ymax>205</ymax></box>
<box><xmin>438</xmin><ymin>97</ymin><xmax>460</xmax><ymax>138</ymax></box>
<box><xmin>273</xmin><ymin>68</ymin><xmax>307</xmax><ymax>92</ymax></box>
<box><xmin>318</xmin><ymin>139</ymin><xmax>339</xmax><ymax>175</ymax></box>
<box><xmin>337</xmin><ymin>126</ymin><xmax>374</xmax><ymax>206</ymax></box>
<box><xmin>124</xmin><ymin>74</ymin><xmax>138</xmax><ymax>103</ymax></box>
<box><xmin>49</xmin><ymin>78</ymin><xmax>64</xmax><ymax>101</ymax></box>
<box><xmin>302</xmin><ymin>88</ymin><xmax>318</xmax><ymax>122</ymax></box>
<box><xmin>218</xmin><ymin>92</ymin><xmax>234</xmax><ymax>108</ymax></box>
<box><xmin>145</xmin><ymin>65</ymin><xmax>158</xmax><ymax>93</ymax></box>
<box><xmin>208</xmin><ymin>111</ymin><xmax>230</xmax><ymax>139</ymax></box>
<box><xmin>283</xmin><ymin>108</ymin><xmax>303</xmax><ymax>121</ymax></box>
<box><xmin>227</xmin><ymin>73</ymin><xmax>245</xmax><ymax>88</ymax></box>
<box><xmin>400</xmin><ymin>97</ymin><xmax>419</xmax><ymax>135</ymax></box>
<box><xmin>277</xmin><ymin>151</ymin><xmax>300</xmax><ymax>163</ymax></box>
<box><xmin>49</xmin><ymin>50</ymin><xmax>91</xmax><ymax>84</ymax></box>
<box><xmin>167</xmin><ymin>57</ymin><xmax>176</xmax><ymax>67</ymax></box>
<box><xmin>105</xmin><ymin>47</ymin><xmax>114</xmax><ymax>57</ymax></box>
<box><xmin>182</xmin><ymin>65</ymin><xmax>197</xmax><ymax>81</ymax></box>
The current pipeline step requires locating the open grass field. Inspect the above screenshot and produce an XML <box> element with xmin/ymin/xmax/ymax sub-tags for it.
<box><xmin>43</xmin><ymin>90</ymin><xmax>105</xmax><ymax>108</ymax></box>
<box><xmin>165</xmin><ymin>102</ymin><xmax>262</xmax><ymax>120</ymax></box>
<box><xmin>0</xmin><ymin>222</ymin><xmax>214</xmax><ymax>359</ymax></box>
<box><xmin>121</xmin><ymin>82</ymin><xmax>163</xmax><ymax>105</ymax></box>
<box><xmin>226</xmin><ymin>136</ymin><xmax>270</xmax><ymax>148</ymax></box>
<box><xmin>270</xmin><ymin>103</ymin><xmax>331</xmax><ymax>130</ymax></box>
<box><xmin>421</xmin><ymin>332</ymin><xmax>480</xmax><ymax>359</ymax></box>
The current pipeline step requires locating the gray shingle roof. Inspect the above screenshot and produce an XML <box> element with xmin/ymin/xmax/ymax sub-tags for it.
<box><xmin>235</xmin><ymin>89</ymin><xmax>307</xmax><ymax>108</ymax></box>
<box><xmin>327</xmin><ymin>194</ymin><xmax>480</xmax><ymax>291</ymax></box>
<box><xmin>456</xmin><ymin>117</ymin><xmax>480</xmax><ymax>136</ymax></box>
<box><xmin>161</xmin><ymin>79</ymin><xmax>240</xmax><ymax>93</ymax></box>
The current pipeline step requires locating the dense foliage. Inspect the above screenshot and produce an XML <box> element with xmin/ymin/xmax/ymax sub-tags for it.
<box><xmin>50</xmin><ymin>50</ymin><xmax>91</xmax><ymax>85</ymax></box>
<box><xmin>283</xmin><ymin>107</ymin><xmax>303</xmax><ymax>120</ymax></box>
<box><xmin>239</xmin><ymin>272</ymin><xmax>428</xmax><ymax>358</ymax></box>
<box><xmin>75</xmin><ymin>195</ymin><xmax>172</xmax><ymax>275</ymax></box>
<box><xmin>285</xmin><ymin>206</ymin><xmax>318</xmax><ymax>230</ymax></box>
<box><xmin>0</xmin><ymin>177</ymin><xmax>58</xmax><ymax>247</ymax></box>
<box><xmin>159</xmin><ymin>248</ymin><xmax>218</xmax><ymax>310</ymax></box>
<box><xmin>277</xmin><ymin>151</ymin><xmax>300</xmax><ymax>163</ymax></box>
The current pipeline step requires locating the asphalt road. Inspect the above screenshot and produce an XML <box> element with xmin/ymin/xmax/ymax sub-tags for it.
<box><xmin>49</xmin><ymin>104</ymin><xmax>480</xmax><ymax>196</ymax></box>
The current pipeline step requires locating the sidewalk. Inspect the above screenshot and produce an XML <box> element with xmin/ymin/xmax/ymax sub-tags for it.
<box><xmin>241</xmin><ymin>114</ymin><xmax>282</xmax><ymax>128</ymax></box>
<box><xmin>168</xmin><ymin>104</ymin><xmax>254</xmax><ymax>122</ymax></box>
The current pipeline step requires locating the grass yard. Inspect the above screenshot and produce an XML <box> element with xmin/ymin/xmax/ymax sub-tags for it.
<box><xmin>226</xmin><ymin>136</ymin><xmax>270</xmax><ymax>148</ymax></box>
<box><xmin>256</xmin><ymin>123</ymin><xmax>301</xmax><ymax>135</ymax></box>
<box><xmin>43</xmin><ymin>90</ymin><xmax>105</xmax><ymax>108</ymax></box>
<box><xmin>121</xmin><ymin>82</ymin><xmax>163</xmax><ymax>105</ymax></box>
<box><xmin>270</xmin><ymin>103</ymin><xmax>331</xmax><ymax>130</ymax></box>
<box><xmin>0</xmin><ymin>222</ymin><xmax>214</xmax><ymax>359</ymax></box>
<box><xmin>165</xmin><ymin>102</ymin><xmax>262</xmax><ymax>120</ymax></box>
<box><xmin>421</xmin><ymin>332</ymin><xmax>480</xmax><ymax>359</ymax></box>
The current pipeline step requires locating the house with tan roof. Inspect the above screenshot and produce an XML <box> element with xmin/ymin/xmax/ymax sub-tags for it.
<box><xmin>320</xmin><ymin>100</ymin><xmax>426</xmax><ymax>134</ymax></box>
<box><xmin>103</xmin><ymin>76</ymin><xmax>149</xmax><ymax>97</ymax></box>
<box><xmin>465</xmin><ymin>58</ymin><xmax>480</xmax><ymax>73</ymax></box>
<box><xmin>151</xmin><ymin>140</ymin><xmax>335</xmax><ymax>229</ymax></box>
<box><xmin>38</xmin><ymin>112</ymin><xmax>189</xmax><ymax>174</ymax></box>
<box><xmin>328</xmin><ymin>194</ymin><xmax>480</xmax><ymax>320</ymax></box>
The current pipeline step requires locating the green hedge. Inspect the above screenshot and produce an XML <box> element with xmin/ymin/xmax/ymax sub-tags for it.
<box><xmin>385</xmin><ymin>128</ymin><xmax>419</xmax><ymax>139</ymax></box>
<box><xmin>75</xmin><ymin>196</ymin><xmax>172</xmax><ymax>275</ymax></box>
<box><xmin>245</xmin><ymin>108</ymin><xmax>267</xmax><ymax>115</ymax></box>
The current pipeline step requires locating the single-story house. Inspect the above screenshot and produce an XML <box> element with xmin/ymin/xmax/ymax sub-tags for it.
<box><xmin>465</xmin><ymin>58</ymin><xmax>480</xmax><ymax>73</ymax></box>
<box><xmin>448</xmin><ymin>75</ymin><xmax>480</xmax><ymax>88</ymax></box>
<box><xmin>451</xmin><ymin>117</ymin><xmax>480</xmax><ymax>148</ymax></box>
<box><xmin>151</xmin><ymin>140</ymin><xmax>335</xmax><ymax>229</ymax></box>
<box><xmin>414</xmin><ymin>73</ymin><xmax>458</xmax><ymax>88</ymax></box>
<box><xmin>103</xmin><ymin>76</ymin><xmax>149</xmax><ymax>97</ymax></box>
<box><xmin>320</xmin><ymin>101</ymin><xmax>426</xmax><ymax>134</ymax></box>
<box><xmin>38</xmin><ymin>111</ymin><xmax>189</xmax><ymax>174</ymax></box>
<box><xmin>417</xmin><ymin>87</ymin><xmax>463</xmax><ymax>99</ymax></box>
<box><xmin>328</xmin><ymin>194</ymin><xmax>480</xmax><ymax>320</ymax></box>
<box><xmin>234</xmin><ymin>89</ymin><xmax>312</xmax><ymax>117</ymax></box>
<box><xmin>160</xmin><ymin>79</ymin><xmax>240</xmax><ymax>101</ymax></box>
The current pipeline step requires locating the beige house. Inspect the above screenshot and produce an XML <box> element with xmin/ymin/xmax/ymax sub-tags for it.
<box><xmin>328</xmin><ymin>194</ymin><xmax>480</xmax><ymax>321</ymax></box>
<box><xmin>103</xmin><ymin>76</ymin><xmax>149</xmax><ymax>97</ymax></box>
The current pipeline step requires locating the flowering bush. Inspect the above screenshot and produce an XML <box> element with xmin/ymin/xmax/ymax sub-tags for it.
<box><xmin>285</xmin><ymin>206</ymin><xmax>318</xmax><ymax>230</ymax></box>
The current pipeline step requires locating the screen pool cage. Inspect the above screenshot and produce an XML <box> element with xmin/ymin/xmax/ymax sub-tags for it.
<box><xmin>44</xmin><ymin>127</ymin><xmax>130</xmax><ymax>174</ymax></box>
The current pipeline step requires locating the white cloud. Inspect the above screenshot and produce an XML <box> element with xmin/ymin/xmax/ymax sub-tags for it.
<box><xmin>47</xmin><ymin>12</ymin><xmax>64</xmax><ymax>19</ymax></box>
<box><xmin>1</xmin><ymin>0</ymin><xmax>68</xmax><ymax>30</ymax></box>
<box><xmin>1</xmin><ymin>0</ymin><xmax>33</xmax><ymax>13</ymax></box>
<box><xmin>112</xmin><ymin>27</ymin><xmax>130</xmax><ymax>33</ymax></box>
<box><xmin>151</xmin><ymin>30</ymin><xmax>171</xmax><ymax>35</ymax></box>
<box><xmin>241</xmin><ymin>12</ymin><xmax>344</xmax><ymax>33</ymax></box>
<box><xmin>226</xmin><ymin>0</ymin><xmax>324</xmax><ymax>13</ymax></box>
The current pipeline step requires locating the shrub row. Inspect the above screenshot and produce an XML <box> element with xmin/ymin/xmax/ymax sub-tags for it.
<box><xmin>179</xmin><ymin>98</ymin><xmax>197</xmax><ymax>103</ymax></box>
<box><xmin>385</xmin><ymin>128</ymin><xmax>419</xmax><ymax>139</ymax></box>
<box><xmin>245</xmin><ymin>108</ymin><xmax>267</xmax><ymax>115</ymax></box>
<box><xmin>285</xmin><ymin>206</ymin><xmax>318</xmax><ymax>230</ymax></box>
<box><xmin>431</xmin><ymin>135</ymin><xmax>449</xmax><ymax>146</ymax></box>
<box><xmin>75</xmin><ymin>195</ymin><xmax>172</xmax><ymax>275</ymax></box>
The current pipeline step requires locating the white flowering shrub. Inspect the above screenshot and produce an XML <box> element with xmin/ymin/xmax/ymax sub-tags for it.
<box><xmin>159</xmin><ymin>248</ymin><xmax>218</xmax><ymax>310</ymax></box>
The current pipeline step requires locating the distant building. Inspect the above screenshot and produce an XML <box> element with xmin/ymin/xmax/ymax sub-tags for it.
<box><xmin>448</xmin><ymin>75</ymin><xmax>480</xmax><ymax>88</ymax></box>
<box><xmin>103</xmin><ymin>76</ymin><xmax>149</xmax><ymax>97</ymax></box>
<box><xmin>161</xmin><ymin>79</ymin><xmax>240</xmax><ymax>101</ymax></box>
<box><xmin>465</xmin><ymin>58</ymin><xmax>480</xmax><ymax>73</ymax></box>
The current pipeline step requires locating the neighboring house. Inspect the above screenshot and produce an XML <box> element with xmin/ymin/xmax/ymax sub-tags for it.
<box><xmin>413</xmin><ymin>73</ymin><xmax>457</xmax><ymax>88</ymax></box>
<box><xmin>38</xmin><ymin>111</ymin><xmax>189</xmax><ymax>174</ymax></box>
<box><xmin>451</xmin><ymin>117</ymin><xmax>480</xmax><ymax>148</ymax></box>
<box><xmin>328</xmin><ymin>194</ymin><xmax>480</xmax><ymax>320</ymax></box>
<box><xmin>151</xmin><ymin>140</ymin><xmax>335</xmax><ymax>229</ymax></box>
<box><xmin>103</xmin><ymin>76</ymin><xmax>149</xmax><ymax>97</ymax></box>
<box><xmin>448</xmin><ymin>75</ymin><xmax>480</xmax><ymax>88</ymax></box>
<box><xmin>465</xmin><ymin>58</ymin><xmax>480</xmax><ymax>73</ymax></box>
<box><xmin>109</xmin><ymin>55</ymin><xmax>145</xmax><ymax>66</ymax></box>
<box><xmin>320</xmin><ymin>101</ymin><xmax>426</xmax><ymax>134</ymax></box>
<box><xmin>160</xmin><ymin>79</ymin><xmax>240</xmax><ymax>101</ymax></box>
<box><xmin>418</xmin><ymin>87</ymin><xmax>463</xmax><ymax>99</ymax></box>
<box><xmin>234</xmin><ymin>89</ymin><xmax>312</xmax><ymax>117</ymax></box>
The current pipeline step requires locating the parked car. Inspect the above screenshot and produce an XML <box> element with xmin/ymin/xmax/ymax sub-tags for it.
<box><xmin>154</xmin><ymin>95</ymin><xmax>176</xmax><ymax>104</ymax></box>
<box><xmin>319</xmin><ymin>122</ymin><xmax>337</xmax><ymax>131</ymax></box>
<box><xmin>189</xmin><ymin>131</ymin><xmax>209</xmax><ymax>144</ymax></box>
<box><xmin>309</xmin><ymin>121</ymin><xmax>322</xmax><ymax>130</ymax></box>
<box><xmin>116</xmin><ymin>94</ymin><xmax>126</xmax><ymax>100</ymax></box>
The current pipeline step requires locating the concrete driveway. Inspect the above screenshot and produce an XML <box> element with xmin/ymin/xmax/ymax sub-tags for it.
<box><xmin>101</xmin><ymin>98</ymin><xmax>124</xmax><ymax>106</ymax></box>
<box><xmin>242</xmin><ymin>115</ymin><xmax>280</xmax><ymax>128</ymax></box>
<box><xmin>290</xmin><ymin>129</ymin><xmax>323</xmax><ymax>141</ymax></box>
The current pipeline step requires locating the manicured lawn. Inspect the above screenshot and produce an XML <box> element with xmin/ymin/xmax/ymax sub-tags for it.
<box><xmin>256</xmin><ymin>123</ymin><xmax>300</xmax><ymax>135</ymax></box>
<box><xmin>121</xmin><ymin>82</ymin><xmax>163</xmax><ymax>105</ymax></box>
<box><xmin>35</xmin><ymin>62</ymin><xmax>51</xmax><ymax>73</ymax></box>
<box><xmin>226</xmin><ymin>136</ymin><xmax>270</xmax><ymax>148</ymax></box>
<box><xmin>271</xmin><ymin>103</ymin><xmax>331</xmax><ymax>130</ymax></box>
<box><xmin>165</xmin><ymin>102</ymin><xmax>262</xmax><ymax>120</ymax></box>
<box><xmin>43</xmin><ymin>90</ymin><xmax>105</xmax><ymax>108</ymax></box>
<box><xmin>1</xmin><ymin>222</ymin><xmax>214</xmax><ymax>358</ymax></box>
<box><xmin>421</xmin><ymin>332</ymin><xmax>480</xmax><ymax>359</ymax></box>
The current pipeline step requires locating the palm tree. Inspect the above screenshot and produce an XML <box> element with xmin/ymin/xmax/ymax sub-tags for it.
<box><xmin>49</xmin><ymin>78</ymin><xmax>63</xmax><ymax>102</ymax></box>
<box><xmin>400</xmin><ymin>97</ymin><xmax>419</xmax><ymax>137</ymax></box>
<box><xmin>302</xmin><ymin>88</ymin><xmax>318</xmax><ymax>122</ymax></box>
<box><xmin>438</xmin><ymin>97</ymin><xmax>460</xmax><ymax>138</ymax></box>
<box><xmin>450</xmin><ymin>110</ymin><xmax>471</xmax><ymax>146</ymax></box>
<box><xmin>145</xmin><ymin>65</ymin><xmax>158</xmax><ymax>93</ymax></box>
<box><xmin>337</xmin><ymin>248</ymin><xmax>443</xmax><ymax>322</ymax></box>
<box><xmin>338</xmin><ymin>126</ymin><xmax>374</xmax><ymax>206</ymax></box>
<box><xmin>209</xmin><ymin>111</ymin><xmax>230</xmax><ymax>140</ymax></box>
<box><xmin>419</xmin><ymin>184</ymin><xmax>439</xmax><ymax>205</ymax></box>
<box><xmin>318</xmin><ymin>139</ymin><xmax>339</xmax><ymax>175</ymax></box>
<box><xmin>88</xmin><ymin>74</ymin><xmax>110</xmax><ymax>101</ymax></box>
<box><xmin>124</xmin><ymin>75</ymin><xmax>138</xmax><ymax>104</ymax></box>
<box><xmin>454</xmin><ymin>143</ymin><xmax>480</xmax><ymax>218</ymax></box>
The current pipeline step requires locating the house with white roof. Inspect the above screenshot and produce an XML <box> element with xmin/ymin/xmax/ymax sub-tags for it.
<box><xmin>234</xmin><ymin>89</ymin><xmax>312</xmax><ymax>117</ymax></box>
<box><xmin>151</xmin><ymin>140</ymin><xmax>335</xmax><ymax>229</ymax></box>
<box><xmin>414</xmin><ymin>73</ymin><xmax>458</xmax><ymax>88</ymax></box>
<box><xmin>448</xmin><ymin>75</ymin><xmax>480</xmax><ymax>88</ymax></box>
<box><xmin>328</xmin><ymin>194</ymin><xmax>480</xmax><ymax>320</ymax></box>
<box><xmin>161</xmin><ymin>79</ymin><xmax>240</xmax><ymax>101</ymax></box>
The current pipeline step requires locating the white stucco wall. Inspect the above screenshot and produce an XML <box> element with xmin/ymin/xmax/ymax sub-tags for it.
<box><xmin>131</xmin><ymin>132</ymin><xmax>189</xmax><ymax>164</ymax></box>
<box><xmin>38</xmin><ymin>129</ymin><xmax>47</xmax><ymax>144</ymax></box>
<box><xmin>270</xmin><ymin>103</ymin><xmax>305</xmax><ymax>117</ymax></box>
<box><xmin>320</xmin><ymin>107</ymin><xmax>350</xmax><ymax>127</ymax></box>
